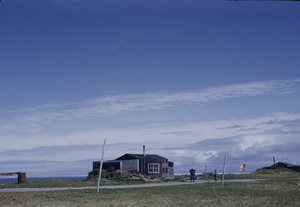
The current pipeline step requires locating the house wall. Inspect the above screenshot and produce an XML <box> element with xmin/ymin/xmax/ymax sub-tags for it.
<box><xmin>93</xmin><ymin>161</ymin><xmax>100</xmax><ymax>171</ymax></box>
<box><xmin>168</xmin><ymin>162</ymin><xmax>174</xmax><ymax>178</ymax></box>
<box><xmin>162</xmin><ymin>163</ymin><xmax>169</xmax><ymax>178</ymax></box>
<box><xmin>168</xmin><ymin>166</ymin><xmax>174</xmax><ymax>178</ymax></box>
<box><xmin>93</xmin><ymin>154</ymin><xmax>174</xmax><ymax>178</ymax></box>
<box><xmin>144</xmin><ymin>157</ymin><xmax>162</xmax><ymax>176</ymax></box>
<box><xmin>93</xmin><ymin>161</ymin><xmax>121</xmax><ymax>171</ymax></box>
<box><xmin>120</xmin><ymin>159</ymin><xmax>139</xmax><ymax>173</ymax></box>
<box><xmin>162</xmin><ymin>162</ymin><xmax>174</xmax><ymax>178</ymax></box>
<box><xmin>143</xmin><ymin>157</ymin><xmax>170</xmax><ymax>177</ymax></box>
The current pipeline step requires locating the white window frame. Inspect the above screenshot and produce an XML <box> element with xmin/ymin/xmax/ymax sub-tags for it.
<box><xmin>148</xmin><ymin>163</ymin><xmax>160</xmax><ymax>174</ymax></box>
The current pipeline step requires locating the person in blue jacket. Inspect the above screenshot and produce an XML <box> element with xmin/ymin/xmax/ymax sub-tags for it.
<box><xmin>190</xmin><ymin>168</ymin><xmax>196</xmax><ymax>182</ymax></box>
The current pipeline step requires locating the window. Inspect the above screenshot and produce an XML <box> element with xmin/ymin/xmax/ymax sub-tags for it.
<box><xmin>148</xmin><ymin>163</ymin><xmax>160</xmax><ymax>174</ymax></box>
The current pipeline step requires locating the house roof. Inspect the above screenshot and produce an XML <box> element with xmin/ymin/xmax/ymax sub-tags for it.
<box><xmin>115</xmin><ymin>153</ymin><xmax>167</xmax><ymax>161</ymax></box>
<box><xmin>272</xmin><ymin>162</ymin><xmax>298</xmax><ymax>168</ymax></box>
<box><xmin>263</xmin><ymin>162</ymin><xmax>300</xmax><ymax>170</ymax></box>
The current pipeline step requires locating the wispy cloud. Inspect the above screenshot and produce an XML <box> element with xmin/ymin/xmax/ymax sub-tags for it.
<box><xmin>1</xmin><ymin>78</ymin><xmax>300</xmax><ymax>174</ymax></box>
<box><xmin>2</xmin><ymin>112</ymin><xmax>300</xmax><ymax>158</ymax></box>
<box><xmin>1</xmin><ymin>111</ymin><xmax>300</xmax><ymax>175</ymax></box>
<box><xmin>1</xmin><ymin>78</ymin><xmax>299</xmax><ymax>134</ymax></box>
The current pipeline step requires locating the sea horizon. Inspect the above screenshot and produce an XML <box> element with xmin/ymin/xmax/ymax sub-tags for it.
<box><xmin>0</xmin><ymin>175</ymin><xmax>87</xmax><ymax>185</ymax></box>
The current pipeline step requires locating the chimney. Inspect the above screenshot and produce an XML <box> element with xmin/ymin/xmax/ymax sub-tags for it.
<box><xmin>273</xmin><ymin>156</ymin><xmax>276</xmax><ymax>165</ymax></box>
<box><xmin>143</xmin><ymin>145</ymin><xmax>145</xmax><ymax>157</ymax></box>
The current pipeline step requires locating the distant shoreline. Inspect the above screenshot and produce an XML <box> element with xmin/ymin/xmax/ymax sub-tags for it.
<box><xmin>0</xmin><ymin>176</ymin><xmax>87</xmax><ymax>185</ymax></box>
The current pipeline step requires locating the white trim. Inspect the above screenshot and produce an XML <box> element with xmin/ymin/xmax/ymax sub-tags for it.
<box><xmin>148</xmin><ymin>163</ymin><xmax>160</xmax><ymax>174</ymax></box>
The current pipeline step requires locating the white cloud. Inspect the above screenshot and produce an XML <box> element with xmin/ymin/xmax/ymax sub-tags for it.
<box><xmin>1</xmin><ymin>79</ymin><xmax>300</xmax><ymax>175</ymax></box>
<box><xmin>2</xmin><ymin>111</ymin><xmax>300</xmax><ymax>152</ymax></box>
<box><xmin>1</xmin><ymin>78</ymin><xmax>300</xmax><ymax>135</ymax></box>
<box><xmin>1</xmin><ymin>112</ymin><xmax>299</xmax><ymax>161</ymax></box>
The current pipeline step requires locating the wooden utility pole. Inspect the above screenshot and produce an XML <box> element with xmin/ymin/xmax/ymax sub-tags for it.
<box><xmin>97</xmin><ymin>138</ymin><xmax>107</xmax><ymax>193</ymax></box>
<box><xmin>203</xmin><ymin>165</ymin><xmax>222</xmax><ymax>203</ymax></box>
<box><xmin>143</xmin><ymin>145</ymin><xmax>146</xmax><ymax>175</ymax></box>
<box><xmin>221</xmin><ymin>154</ymin><xmax>227</xmax><ymax>186</ymax></box>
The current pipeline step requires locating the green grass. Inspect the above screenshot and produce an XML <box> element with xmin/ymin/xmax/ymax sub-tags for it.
<box><xmin>0</xmin><ymin>178</ymin><xmax>149</xmax><ymax>189</ymax></box>
<box><xmin>0</xmin><ymin>169</ymin><xmax>299</xmax><ymax>206</ymax></box>
<box><xmin>0</xmin><ymin>178</ymin><xmax>300</xmax><ymax>207</ymax></box>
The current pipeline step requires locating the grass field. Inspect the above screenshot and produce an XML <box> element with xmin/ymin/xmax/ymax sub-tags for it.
<box><xmin>0</xmin><ymin>169</ymin><xmax>299</xmax><ymax>207</ymax></box>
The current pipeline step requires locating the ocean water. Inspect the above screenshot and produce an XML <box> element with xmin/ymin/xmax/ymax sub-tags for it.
<box><xmin>0</xmin><ymin>176</ymin><xmax>87</xmax><ymax>185</ymax></box>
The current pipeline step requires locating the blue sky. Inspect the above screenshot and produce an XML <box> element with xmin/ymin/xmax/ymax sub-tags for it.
<box><xmin>1</xmin><ymin>0</ymin><xmax>300</xmax><ymax>176</ymax></box>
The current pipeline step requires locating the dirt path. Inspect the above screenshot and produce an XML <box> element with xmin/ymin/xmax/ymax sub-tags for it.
<box><xmin>0</xmin><ymin>179</ymin><xmax>262</xmax><ymax>193</ymax></box>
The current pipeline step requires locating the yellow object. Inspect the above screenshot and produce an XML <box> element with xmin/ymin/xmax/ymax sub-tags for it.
<box><xmin>239</xmin><ymin>163</ymin><xmax>246</xmax><ymax>171</ymax></box>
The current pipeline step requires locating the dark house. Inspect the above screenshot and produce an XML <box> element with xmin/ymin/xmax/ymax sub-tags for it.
<box><xmin>93</xmin><ymin>153</ymin><xmax>174</xmax><ymax>178</ymax></box>
<box><xmin>263</xmin><ymin>162</ymin><xmax>300</xmax><ymax>172</ymax></box>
